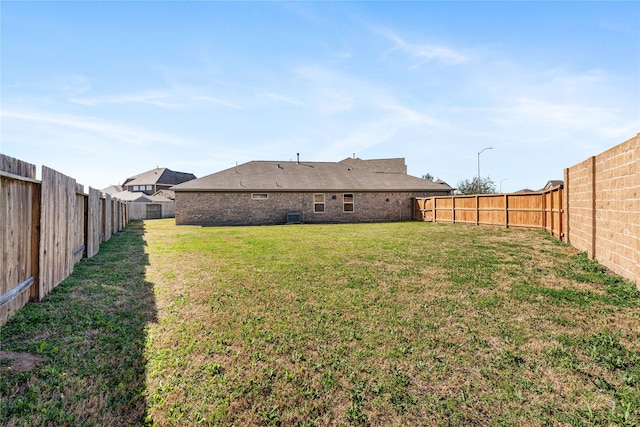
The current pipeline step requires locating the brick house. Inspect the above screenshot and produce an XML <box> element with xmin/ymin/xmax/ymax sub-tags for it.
<box><xmin>172</xmin><ymin>157</ymin><xmax>454</xmax><ymax>225</ymax></box>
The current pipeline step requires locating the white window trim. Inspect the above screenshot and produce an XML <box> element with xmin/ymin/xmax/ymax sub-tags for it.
<box><xmin>252</xmin><ymin>193</ymin><xmax>269</xmax><ymax>200</ymax></box>
<box><xmin>314</xmin><ymin>193</ymin><xmax>325</xmax><ymax>213</ymax></box>
<box><xmin>343</xmin><ymin>193</ymin><xmax>354</xmax><ymax>213</ymax></box>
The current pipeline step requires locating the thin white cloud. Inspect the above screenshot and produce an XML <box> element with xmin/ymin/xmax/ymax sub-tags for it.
<box><xmin>1</xmin><ymin>108</ymin><xmax>192</xmax><ymax>147</ymax></box>
<box><xmin>377</xmin><ymin>102</ymin><xmax>442</xmax><ymax>127</ymax></box>
<box><xmin>379</xmin><ymin>28</ymin><xmax>468</xmax><ymax>66</ymax></box>
<box><xmin>70</xmin><ymin>90</ymin><xmax>180</xmax><ymax>108</ymax></box>
<box><xmin>10</xmin><ymin>74</ymin><xmax>92</xmax><ymax>96</ymax></box>
<box><xmin>189</xmin><ymin>94</ymin><xmax>243</xmax><ymax>110</ymax></box>
<box><xmin>258</xmin><ymin>92</ymin><xmax>305</xmax><ymax>106</ymax></box>
<box><xmin>70</xmin><ymin>88</ymin><xmax>242</xmax><ymax>110</ymax></box>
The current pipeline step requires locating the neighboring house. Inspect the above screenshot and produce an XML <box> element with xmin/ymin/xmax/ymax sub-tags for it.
<box><xmin>122</xmin><ymin>167</ymin><xmax>197</xmax><ymax>195</ymax></box>
<box><xmin>541</xmin><ymin>180</ymin><xmax>564</xmax><ymax>191</ymax></box>
<box><xmin>102</xmin><ymin>167</ymin><xmax>195</xmax><ymax>220</ymax></box>
<box><xmin>514</xmin><ymin>180</ymin><xmax>563</xmax><ymax>194</ymax></box>
<box><xmin>172</xmin><ymin>157</ymin><xmax>454</xmax><ymax>226</ymax></box>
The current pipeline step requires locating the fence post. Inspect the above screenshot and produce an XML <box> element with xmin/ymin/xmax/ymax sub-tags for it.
<box><xmin>452</xmin><ymin>196</ymin><xmax>456</xmax><ymax>224</ymax></box>
<box><xmin>544</xmin><ymin>191</ymin><xmax>555</xmax><ymax>236</ymax></box>
<box><xmin>30</xmin><ymin>183</ymin><xmax>41</xmax><ymax>300</ymax></box>
<box><xmin>433</xmin><ymin>198</ymin><xmax>437</xmax><ymax>223</ymax></box>
<box><xmin>563</xmin><ymin>168</ymin><xmax>569</xmax><ymax>243</ymax></box>
<box><xmin>590</xmin><ymin>156</ymin><xmax>597</xmax><ymax>259</ymax></box>
<box><xmin>504</xmin><ymin>194</ymin><xmax>508</xmax><ymax>228</ymax></box>
<box><xmin>475</xmin><ymin>195</ymin><xmax>479</xmax><ymax>225</ymax></box>
<box><xmin>540</xmin><ymin>193</ymin><xmax>547</xmax><ymax>230</ymax></box>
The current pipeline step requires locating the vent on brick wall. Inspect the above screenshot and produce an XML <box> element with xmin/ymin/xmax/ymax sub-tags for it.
<box><xmin>286</xmin><ymin>211</ymin><xmax>302</xmax><ymax>224</ymax></box>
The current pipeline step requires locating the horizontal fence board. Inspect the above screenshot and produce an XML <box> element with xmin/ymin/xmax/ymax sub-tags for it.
<box><xmin>0</xmin><ymin>277</ymin><xmax>32</xmax><ymax>326</ymax></box>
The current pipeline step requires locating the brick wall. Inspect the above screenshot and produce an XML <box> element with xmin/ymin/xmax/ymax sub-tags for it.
<box><xmin>564</xmin><ymin>156</ymin><xmax>595</xmax><ymax>256</ymax></box>
<box><xmin>175</xmin><ymin>190</ymin><xmax>447</xmax><ymax>225</ymax></box>
<box><xmin>565</xmin><ymin>133</ymin><xmax>639</xmax><ymax>286</ymax></box>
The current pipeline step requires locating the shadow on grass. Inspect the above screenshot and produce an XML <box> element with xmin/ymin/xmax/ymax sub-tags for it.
<box><xmin>0</xmin><ymin>221</ymin><xmax>156</xmax><ymax>426</ymax></box>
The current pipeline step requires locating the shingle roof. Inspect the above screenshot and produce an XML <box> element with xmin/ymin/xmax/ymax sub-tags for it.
<box><xmin>123</xmin><ymin>168</ymin><xmax>196</xmax><ymax>187</ymax></box>
<box><xmin>337</xmin><ymin>157</ymin><xmax>407</xmax><ymax>174</ymax></box>
<box><xmin>109</xmin><ymin>191</ymin><xmax>154</xmax><ymax>202</ymax></box>
<box><xmin>541</xmin><ymin>180</ymin><xmax>564</xmax><ymax>191</ymax></box>
<box><xmin>173</xmin><ymin>159</ymin><xmax>453</xmax><ymax>192</ymax></box>
<box><xmin>101</xmin><ymin>185</ymin><xmax>123</xmax><ymax>195</ymax></box>
<box><xmin>109</xmin><ymin>190</ymin><xmax>174</xmax><ymax>203</ymax></box>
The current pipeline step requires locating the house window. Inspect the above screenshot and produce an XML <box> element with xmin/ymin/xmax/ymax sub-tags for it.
<box><xmin>146</xmin><ymin>185</ymin><xmax>153</xmax><ymax>191</ymax></box>
<box><xmin>343</xmin><ymin>193</ymin><xmax>354</xmax><ymax>212</ymax></box>
<box><xmin>314</xmin><ymin>193</ymin><xmax>325</xmax><ymax>213</ymax></box>
<box><xmin>252</xmin><ymin>193</ymin><xmax>268</xmax><ymax>200</ymax></box>
<box><xmin>133</xmin><ymin>186</ymin><xmax>139</xmax><ymax>191</ymax></box>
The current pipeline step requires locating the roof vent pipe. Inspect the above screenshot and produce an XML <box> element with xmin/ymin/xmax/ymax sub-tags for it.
<box><xmin>297</xmin><ymin>153</ymin><xmax>300</xmax><ymax>164</ymax></box>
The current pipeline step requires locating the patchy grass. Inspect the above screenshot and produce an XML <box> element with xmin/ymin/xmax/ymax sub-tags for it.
<box><xmin>2</xmin><ymin>220</ymin><xmax>638</xmax><ymax>426</ymax></box>
<box><xmin>1</xmin><ymin>222</ymin><xmax>155</xmax><ymax>426</ymax></box>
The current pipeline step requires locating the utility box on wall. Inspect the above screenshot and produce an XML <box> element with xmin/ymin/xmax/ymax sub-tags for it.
<box><xmin>286</xmin><ymin>211</ymin><xmax>302</xmax><ymax>224</ymax></box>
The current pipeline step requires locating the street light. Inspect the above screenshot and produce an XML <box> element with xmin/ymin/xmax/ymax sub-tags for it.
<box><xmin>477</xmin><ymin>146</ymin><xmax>493</xmax><ymax>182</ymax></box>
<box><xmin>500</xmin><ymin>178</ymin><xmax>508</xmax><ymax>193</ymax></box>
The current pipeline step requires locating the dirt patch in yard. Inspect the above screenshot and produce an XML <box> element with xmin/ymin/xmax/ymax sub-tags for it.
<box><xmin>0</xmin><ymin>351</ymin><xmax>43</xmax><ymax>373</ymax></box>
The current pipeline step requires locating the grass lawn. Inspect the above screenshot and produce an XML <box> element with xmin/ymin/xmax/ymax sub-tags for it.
<box><xmin>1</xmin><ymin>219</ymin><xmax>638</xmax><ymax>426</ymax></box>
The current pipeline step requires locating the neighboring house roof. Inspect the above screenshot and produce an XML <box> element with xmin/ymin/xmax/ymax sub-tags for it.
<box><xmin>101</xmin><ymin>185</ymin><xmax>123</xmax><ymax>195</ymax></box>
<box><xmin>173</xmin><ymin>159</ymin><xmax>454</xmax><ymax>192</ymax></box>
<box><xmin>110</xmin><ymin>191</ymin><xmax>173</xmax><ymax>203</ymax></box>
<box><xmin>110</xmin><ymin>191</ymin><xmax>155</xmax><ymax>203</ymax></box>
<box><xmin>123</xmin><ymin>167</ymin><xmax>196</xmax><ymax>187</ymax></box>
<box><xmin>434</xmin><ymin>179</ymin><xmax>454</xmax><ymax>189</ymax></box>
<box><xmin>153</xmin><ymin>189</ymin><xmax>175</xmax><ymax>200</ymax></box>
<box><xmin>541</xmin><ymin>180</ymin><xmax>564</xmax><ymax>190</ymax></box>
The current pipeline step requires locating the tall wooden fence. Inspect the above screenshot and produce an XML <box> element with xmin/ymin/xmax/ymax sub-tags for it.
<box><xmin>1</xmin><ymin>154</ymin><xmax>129</xmax><ymax>325</ymax></box>
<box><xmin>128</xmin><ymin>201</ymin><xmax>175</xmax><ymax>220</ymax></box>
<box><xmin>414</xmin><ymin>185</ymin><xmax>564</xmax><ymax>239</ymax></box>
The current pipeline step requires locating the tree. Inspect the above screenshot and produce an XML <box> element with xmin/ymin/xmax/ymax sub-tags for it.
<box><xmin>455</xmin><ymin>177</ymin><xmax>496</xmax><ymax>195</ymax></box>
<box><xmin>421</xmin><ymin>173</ymin><xmax>435</xmax><ymax>181</ymax></box>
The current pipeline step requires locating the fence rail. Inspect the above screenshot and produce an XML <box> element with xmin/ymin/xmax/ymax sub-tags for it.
<box><xmin>414</xmin><ymin>185</ymin><xmax>564</xmax><ymax>239</ymax></box>
<box><xmin>1</xmin><ymin>154</ymin><xmax>129</xmax><ymax>325</ymax></box>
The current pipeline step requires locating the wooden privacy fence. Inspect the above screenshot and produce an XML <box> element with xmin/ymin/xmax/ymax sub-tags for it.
<box><xmin>1</xmin><ymin>154</ymin><xmax>129</xmax><ymax>325</ymax></box>
<box><xmin>128</xmin><ymin>201</ymin><xmax>175</xmax><ymax>220</ymax></box>
<box><xmin>414</xmin><ymin>185</ymin><xmax>564</xmax><ymax>239</ymax></box>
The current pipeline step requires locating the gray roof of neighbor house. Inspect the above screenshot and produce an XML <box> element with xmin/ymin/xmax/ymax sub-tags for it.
<box><xmin>101</xmin><ymin>185</ymin><xmax>123</xmax><ymax>195</ymax></box>
<box><xmin>123</xmin><ymin>167</ymin><xmax>196</xmax><ymax>187</ymax></box>
<box><xmin>173</xmin><ymin>158</ymin><xmax>454</xmax><ymax>192</ymax></box>
<box><xmin>541</xmin><ymin>180</ymin><xmax>564</xmax><ymax>190</ymax></box>
<box><xmin>110</xmin><ymin>191</ymin><xmax>173</xmax><ymax>203</ymax></box>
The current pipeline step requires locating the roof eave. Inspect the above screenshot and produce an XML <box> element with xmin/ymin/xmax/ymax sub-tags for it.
<box><xmin>174</xmin><ymin>187</ymin><xmax>451</xmax><ymax>193</ymax></box>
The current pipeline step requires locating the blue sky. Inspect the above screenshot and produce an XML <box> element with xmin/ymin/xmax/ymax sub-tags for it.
<box><xmin>1</xmin><ymin>1</ymin><xmax>638</xmax><ymax>192</ymax></box>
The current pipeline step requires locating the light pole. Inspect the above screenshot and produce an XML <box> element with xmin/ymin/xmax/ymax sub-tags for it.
<box><xmin>477</xmin><ymin>146</ymin><xmax>493</xmax><ymax>183</ymax></box>
<box><xmin>500</xmin><ymin>178</ymin><xmax>508</xmax><ymax>193</ymax></box>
